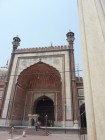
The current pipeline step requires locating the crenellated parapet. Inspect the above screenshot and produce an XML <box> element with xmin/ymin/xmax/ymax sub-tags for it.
<box><xmin>15</xmin><ymin>45</ymin><xmax>70</xmax><ymax>53</ymax></box>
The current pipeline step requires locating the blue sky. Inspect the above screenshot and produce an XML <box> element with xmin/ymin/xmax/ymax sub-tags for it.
<box><xmin>0</xmin><ymin>0</ymin><xmax>82</xmax><ymax>72</ymax></box>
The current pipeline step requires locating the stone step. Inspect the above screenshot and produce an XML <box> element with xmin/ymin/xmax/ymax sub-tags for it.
<box><xmin>13</xmin><ymin>128</ymin><xmax>50</xmax><ymax>136</ymax></box>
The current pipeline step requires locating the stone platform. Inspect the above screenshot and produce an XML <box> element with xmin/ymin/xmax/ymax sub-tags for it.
<box><xmin>0</xmin><ymin>131</ymin><xmax>88</xmax><ymax>140</ymax></box>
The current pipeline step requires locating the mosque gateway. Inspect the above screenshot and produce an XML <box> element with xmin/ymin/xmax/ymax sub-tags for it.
<box><xmin>0</xmin><ymin>32</ymin><xmax>86</xmax><ymax>128</ymax></box>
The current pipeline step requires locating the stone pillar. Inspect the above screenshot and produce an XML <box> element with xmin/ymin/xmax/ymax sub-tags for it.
<box><xmin>78</xmin><ymin>0</ymin><xmax>105</xmax><ymax>140</ymax></box>
<box><xmin>28</xmin><ymin>114</ymin><xmax>32</xmax><ymax>127</ymax></box>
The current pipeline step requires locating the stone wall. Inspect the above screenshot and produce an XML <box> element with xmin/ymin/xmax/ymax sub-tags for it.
<box><xmin>12</xmin><ymin>85</ymin><xmax>26</xmax><ymax>120</ymax></box>
<box><xmin>78</xmin><ymin>0</ymin><xmax>105</xmax><ymax>139</ymax></box>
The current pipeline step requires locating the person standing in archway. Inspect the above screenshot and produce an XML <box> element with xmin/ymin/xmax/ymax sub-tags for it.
<box><xmin>35</xmin><ymin>120</ymin><xmax>38</xmax><ymax>131</ymax></box>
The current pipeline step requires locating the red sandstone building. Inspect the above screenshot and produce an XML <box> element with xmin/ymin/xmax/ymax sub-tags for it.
<box><xmin>0</xmin><ymin>32</ymin><xmax>85</xmax><ymax>128</ymax></box>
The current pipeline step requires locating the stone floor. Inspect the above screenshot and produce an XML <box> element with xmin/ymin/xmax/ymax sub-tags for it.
<box><xmin>0</xmin><ymin>131</ymin><xmax>87</xmax><ymax>140</ymax></box>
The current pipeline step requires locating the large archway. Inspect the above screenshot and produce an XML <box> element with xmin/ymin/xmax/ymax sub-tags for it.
<box><xmin>33</xmin><ymin>96</ymin><xmax>54</xmax><ymax>126</ymax></box>
<box><xmin>17</xmin><ymin>61</ymin><xmax>61</xmax><ymax>90</ymax></box>
<box><xmin>10</xmin><ymin>61</ymin><xmax>62</xmax><ymax>124</ymax></box>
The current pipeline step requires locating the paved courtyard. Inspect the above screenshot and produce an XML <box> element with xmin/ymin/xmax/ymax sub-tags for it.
<box><xmin>0</xmin><ymin>131</ymin><xmax>87</xmax><ymax>140</ymax></box>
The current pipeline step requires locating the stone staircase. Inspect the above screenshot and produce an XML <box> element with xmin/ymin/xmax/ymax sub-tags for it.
<box><xmin>13</xmin><ymin>128</ymin><xmax>50</xmax><ymax>136</ymax></box>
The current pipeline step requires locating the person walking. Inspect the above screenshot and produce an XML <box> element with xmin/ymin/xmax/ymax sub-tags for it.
<box><xmin>35</xmin><ymin>121</ymin><xmax>38</xmax><ymax>131</ymax></box>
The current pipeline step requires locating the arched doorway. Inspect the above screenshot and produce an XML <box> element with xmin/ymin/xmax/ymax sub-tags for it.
<box><xmin>80</xmin><ymin>103</ymin><xmax>87</xmax><ymax>128</ymax></box>
<box><xmin>33</xmin><ymin>96</ymin><xmax>54</xmax><ymax>126</ymax></box>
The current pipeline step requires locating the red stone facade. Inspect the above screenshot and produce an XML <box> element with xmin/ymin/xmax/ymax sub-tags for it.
<box><xmin>12</xmin><ymin>86</ymin><xmax>26</xmax><ymax>120</ymax></box>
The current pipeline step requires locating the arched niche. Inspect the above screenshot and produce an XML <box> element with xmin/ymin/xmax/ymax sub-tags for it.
<box><xmin>33</xmin><ymin>96</ymin><xmax>54</xmax><ymax>126</ymax></box>
<box><xmin>10</xmin><ymin>61</ymin><xmax>62</xmax><ymax>123</ymax></box>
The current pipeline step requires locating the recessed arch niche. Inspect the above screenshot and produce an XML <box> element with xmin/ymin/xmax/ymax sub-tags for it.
<box><xmin>11</xmin><ymin>61</ymin><xmax>62</xmax><ymax>123</ymax></box>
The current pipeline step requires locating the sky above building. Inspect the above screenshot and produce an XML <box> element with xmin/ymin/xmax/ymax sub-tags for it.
<box><xmin>0</xmin><ymin>0</ymin><xmax>82</xmax><ymax>74</ymax></box>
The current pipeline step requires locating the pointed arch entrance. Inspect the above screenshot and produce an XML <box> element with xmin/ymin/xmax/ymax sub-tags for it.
<box><xmin>17</xmin><ymin>61</ymin><xmax>61</xmax><ymax>90</ymax></box>
<box><xmin>10</xmin><ymin>61</ymin><xmax>62</xmax><ymax>125</ymax></box>
<box><xmin>33</xmin><ymin>96</ymin><xmax>54</xmax><ymax>126</ymax></box>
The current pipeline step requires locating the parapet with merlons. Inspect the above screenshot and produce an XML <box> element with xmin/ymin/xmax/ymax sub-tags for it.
<box><xmin>14</xmin><ymin>45</ymin><xmax>70</xmax><ymax>53</ymax></box>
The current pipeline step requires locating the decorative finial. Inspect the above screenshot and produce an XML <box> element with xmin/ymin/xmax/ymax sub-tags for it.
<box><xmin>51</xmin><ymin>42</ymin><xmax>53</xmax><ymax>47</ymax></box>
